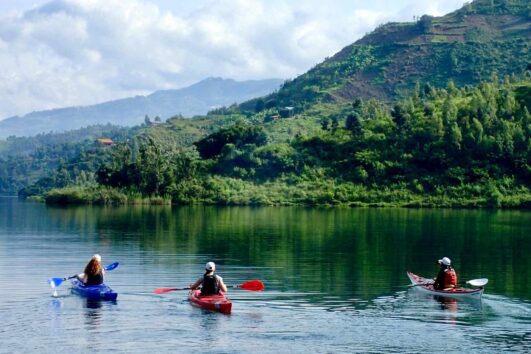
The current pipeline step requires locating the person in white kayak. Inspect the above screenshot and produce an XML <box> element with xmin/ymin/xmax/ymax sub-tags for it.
<box><xmin>190</xmin><ymin>262</ymin><xmax>228</xmax><ymax>295</ymax></box>
<box><xmin>433</xmin><ymin>256</ymin><xmax>458</xmax><ymax>290</ymax></box>
<box><xmin>77</xmin><ymin>254</ymin><xmax>105</xmax><ymax>286</ymax></box>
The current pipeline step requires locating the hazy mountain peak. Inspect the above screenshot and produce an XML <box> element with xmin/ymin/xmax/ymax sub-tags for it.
<box><xmin>0</xmin><ymin>78</ymin><xmax>283</xmax><ymax>138</ymax></box>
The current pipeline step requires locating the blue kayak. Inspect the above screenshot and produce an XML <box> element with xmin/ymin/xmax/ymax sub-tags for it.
<box><xmin>70</xmin><ymin>279</ymin><xmax>118</xmax><ymax>301</ymax></box>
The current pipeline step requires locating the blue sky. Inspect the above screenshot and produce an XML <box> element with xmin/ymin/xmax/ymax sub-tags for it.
<box><xmin>0</xmin><ymin>0</ymin><xmax>468</xmax><ymax>119</ymax></box>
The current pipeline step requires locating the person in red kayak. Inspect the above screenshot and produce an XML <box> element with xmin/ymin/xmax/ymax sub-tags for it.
<box><xmin>433</xmin><ymin>257</ymin><xmax>458</xmax><ymax>290</ymax></box>
<box><xmin>77</xmin><ymin>254</ymin><xmax>105</xmax><ymax>286</ymax></box>
<box><xmin>190</xmin><ymin>261</ymin><xmax>228</xmax><ymax>295</ymax></box>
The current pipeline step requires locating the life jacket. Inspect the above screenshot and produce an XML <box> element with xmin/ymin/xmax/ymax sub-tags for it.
<box><xmin>201</xmin><ymin>273</ymin><xmax>219</xmax><ymax>295</ymax></box>
<box><xmin>443</xmin><ymin>268</ymin><xmax>458</xmax><ymax>288</ymax></box>
<box><xmin>85</xmin><ymin>272</ymin><xmax>104</xmax><ymax>286</ymax></box>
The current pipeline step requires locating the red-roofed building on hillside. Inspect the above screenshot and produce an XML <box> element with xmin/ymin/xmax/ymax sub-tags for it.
<box><xmin>96</xmin><ymin>138</ymin><xmax>114</xmax><ymax>146</ymax></box>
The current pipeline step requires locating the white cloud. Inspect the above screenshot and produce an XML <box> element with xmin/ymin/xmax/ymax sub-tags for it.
<box><xmin>0</xmin><ymin>0</ymin><xmax>468</xmax><ymax>119</ymax></box>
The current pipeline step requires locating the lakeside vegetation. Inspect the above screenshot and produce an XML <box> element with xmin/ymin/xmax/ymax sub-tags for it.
<box><xmin>43</xmin><ymin>76</ymin><xmax>531</xmax><ymax>208</ymax></box>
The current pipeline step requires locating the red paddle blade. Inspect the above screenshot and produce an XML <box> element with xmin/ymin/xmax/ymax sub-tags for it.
<box><xmin>238</xmin><ymin>280</ymin><xmax>264</xmax><ymax>291</ymax></box>
<box><xmin>153</xmin><ymin>287</ymin><xmax>179</xmax><ymax>294</ymax></box>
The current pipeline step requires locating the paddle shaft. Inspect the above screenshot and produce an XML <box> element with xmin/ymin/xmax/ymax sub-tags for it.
<box><xmin>154</xmin><ymin>280</ymin><xmax>264</xmax><ymax>294</ymax></box>
<box><xmin>49</xmin><ymin>262</ymin><xmax>119</xmax><ymax>288</ymax></box>
<box><xmin>154</xmin><ymin>285</ymin><xmax>236</xmax><ymax>293</ymax></box>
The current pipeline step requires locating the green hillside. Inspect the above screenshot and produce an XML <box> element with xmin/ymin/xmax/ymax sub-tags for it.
<box><xmin>240</xmin><ymin>0</ymin><xmax>530</xmax><ymax>111</ymax></box>
<box><xmin>15</xmin><ymin>0</ymin><xmax>531</xmax><ymax>207</ymax></box>
<box><xmin>0</xmin><ymin>125</ymin><xmax>134</xmax><ymax>195</ymax></box>
<box><xmin>43</xmin><ymin>76</ymin><xmax>531</xmax><ymax>207</ymax></box>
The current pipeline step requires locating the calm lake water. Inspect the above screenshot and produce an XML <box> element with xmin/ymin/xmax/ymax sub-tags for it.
<box><xmin>0</xmin><ymin>197</ymin><xmax>530</xmax><ymax>353</ymax></box>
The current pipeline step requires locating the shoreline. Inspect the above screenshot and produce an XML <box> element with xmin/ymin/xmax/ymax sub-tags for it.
<box><xmin>39</xmin><ymin>183</ymin><xmax>531</xmax><ymax>209</ymax></box>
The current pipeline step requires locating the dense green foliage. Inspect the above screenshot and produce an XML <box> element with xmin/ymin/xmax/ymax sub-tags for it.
<box><xmin>194</xmin><ymin>124</ymin><xmax>268</xmax><ymax>159</ymax></box>
<box><xmin>46</xmin><ymin>76</ymin><xmax>531</xmax><ymax>207</ymax></box>
<box><xmin>0</xmin><ymin>125</ymin><xmax>132</xmax><ymax>195</ymax></box>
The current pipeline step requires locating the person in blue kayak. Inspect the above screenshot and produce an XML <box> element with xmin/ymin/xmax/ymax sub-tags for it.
<box><xmin>77</xmin><ymin>254</ymin><xmax>105</xmax><ymax>286</ymax></box>
<box><xmin>433</xmin><ymin>256</ymin><xmax>458</xmax><ymax>290</ymax></box>
<box><xmin>190</xmin><ymin>261</ymin><xmax>228</xmax><ymax>295</ymax></box>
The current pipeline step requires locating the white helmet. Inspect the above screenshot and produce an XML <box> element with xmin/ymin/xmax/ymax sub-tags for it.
<box><xmin>92</xmin><ymin>254</ymin><xmax>102</xmax><ymax>262</ymax></box>
<box><xmin>438</xmin><ymin>257</ymin><xmax>451</xmax><ymax>266</ymax></box>
<box><xmin>205</xmin><ymin>261</ymin><xmax>216</xmax><ymax>271</ymax></box>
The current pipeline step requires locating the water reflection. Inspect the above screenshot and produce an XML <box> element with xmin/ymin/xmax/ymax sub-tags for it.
<box><xmin>434</xmin><ymin>296</ymin><xmax>459</xmax><ymax>324</ymax></box>
<box><xmin>435</xmin><ymin>296</ymin><xmax>459</xmax><ymax>311</ymax></box>
<box><xmin>83</xmin><ymin>300</ymin><xmax>104</xmax><ymax>327</ymax></box>
<box><xmin>2</xmin><ymin>201</ymin><xmax>530</xmax><ymax>302</ymax></box>
<box><xmin>1</xmin><ymin>198</ymin><xmax>531</xmax><ymax>353</ymax></box>
<box><xmin>197</xmin><ymin>311</ymin><xmax>223</xmax><ymax>332</ymax></box>
<box><xmin>49</xmin><ymin>298</ymin><xmax>63</xmax><ymax>336</ymax></box>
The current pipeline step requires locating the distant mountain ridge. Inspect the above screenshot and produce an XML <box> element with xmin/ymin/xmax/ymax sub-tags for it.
<box><xmin>241</xmin><ymin>0</ymin><xmax>530</xmax><ymax>110</ymax></box>
<box><xmin>0</xmin><ymin>77</ymin><xmax>283</xmax><ymax>138</ymax></box>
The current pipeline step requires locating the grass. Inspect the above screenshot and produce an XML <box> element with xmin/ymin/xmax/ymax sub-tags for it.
<box><xmin>45</xmin><ymin>186</ymin><xmax>171</xmax><ymax>206</ymax></box>
<box><xmin>43</xmin><ymin>177</ymin><xmax>531</xmax><ymax>209</ymax></box>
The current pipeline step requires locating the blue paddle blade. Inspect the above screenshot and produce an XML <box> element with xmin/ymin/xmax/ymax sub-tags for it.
<box><xmin>48</xmin><ymin>277</ymin><xmax>64</xmax><ymax>288</ymax></box>
<box><xmin>105</xmin><ymin>262</ymin><xmax>119</xmax><ymax>271</ymax></box>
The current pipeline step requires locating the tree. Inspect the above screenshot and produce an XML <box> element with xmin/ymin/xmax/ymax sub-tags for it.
<box><xmin>442</xmin><ymin>97</ymin><xmax>458</xmax><ymax>126</ymax></box>
<box><xmin>255</xmin><ymin>99</ymin><xmax>265</xmax><ymax>113</ymax></box>
<box><xmin>136</xmin><ymin>138</ymin><xmax>173</xmax><ymax>194</ymax></box>
<box><xmin>352</xmin><ymin>98</ymin><xmax>362</xmax><ymax>111</ymax></box>
<box><xmin>391</xmin><ymin>104</ymin><xmax>408</xmax><ymax>129</ymax></box>
<box><xmin>346</xmin><ymin>113</ymin><xmax>362</xmax><ymax>136</ymax></box>
<box><xmin>144</xmin><ymin>115</ymin><xmax>151</xmax><ymax>126</ymax></box>
<box><xmin>447</xmin><ymin>80</ymin><xmax>458</xmax><ymax>96</ymax></box>
<box><xmin>446</xmin><ymin>120</ymin><xmax>463</xmax><ymax>154</ymax></box>
<box><xmin>331</xmin><ymin>116</ymin><xmax>339</xmax><ymax>133</ymax></box>
<box><xmin>194</xmin><ymin>123</ymin><xmax>268</xmax><ymax>159</ymax></box>
<box><xmin>265</xmin><ymin>99</ymin><xmax>277</xmax><ymax>109</ymax></box>
<box><xmin>423</xmin><ymin>83</ymin><xmax>434</xmax><ymax>98</ymax></box>
<box><xmin>321</xmin><ymin>117</ymin><xmax>330</xmax><ymax>131</ymax></box>
<box><xmin>418</xmin><ymin>15</ymin><xmax>434</xmax><ymax>33</ymax></box>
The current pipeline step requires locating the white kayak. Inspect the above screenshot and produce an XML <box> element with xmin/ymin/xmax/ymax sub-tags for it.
<box><xmin>407</xmin><ymin>271</ymin><xmax>484</xmax><ymax>299</ymax></box>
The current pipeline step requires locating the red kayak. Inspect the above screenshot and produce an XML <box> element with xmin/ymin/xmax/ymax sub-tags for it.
<box><xmin>188</xmin><ymin>289</ymin><xmax>232</xmax><ymax>314</ymax></box>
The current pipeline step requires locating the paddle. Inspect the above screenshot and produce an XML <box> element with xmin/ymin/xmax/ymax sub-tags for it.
<box><xmin>154</xmin><ymin>279</ymin><xmax>265</xmax><ymax>294</ymax></box>
<box><xmin>47</xmin><ymin>262</ymin><xmax>119</xmax><ymax>288</ymax></box>
<box><xmin>465</xmin><ymin>278</ymin><xmax>488</xmax><ymax>287</ymax></box>
<box><xmin>409</xmin><ymin>278</ymin><xmax>488</xmax><ymax>288</ymax></box>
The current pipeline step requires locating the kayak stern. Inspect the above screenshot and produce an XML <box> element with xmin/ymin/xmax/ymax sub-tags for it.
<box><xmin>188</xmin><ymin>289</ymin><xmax>232</xmax><ymax>314</ymax></box>
<box><xmin>70</xmin><ymin>279</ymin><xmax>118</xmax><ymax>301</ymax></box>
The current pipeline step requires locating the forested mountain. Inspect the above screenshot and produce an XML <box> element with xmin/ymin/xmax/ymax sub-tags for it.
<box><xmin>12</xmin><ymin>0</ymin><xmax>531</xmax><ymax>207</ymax></box>
<box><xmin>0</xmin><ymin>78</ymin><xmax>283</xmax><ymax>138</ymax></box>
<box><xmin>61</xmin><ymin>75</ymin><xmax>525</xmax><ymax>207</ymax></box>
<box><xmin>240</xmin><ymin>0</ymin><xmax>530</xmax><ymax>111</ymax></box>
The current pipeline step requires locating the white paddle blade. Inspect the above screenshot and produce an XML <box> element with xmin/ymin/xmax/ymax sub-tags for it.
<box><xmin>466</xmin><ymin>278</ymin><xmax>488</xmax><ymax>287</ymax></box>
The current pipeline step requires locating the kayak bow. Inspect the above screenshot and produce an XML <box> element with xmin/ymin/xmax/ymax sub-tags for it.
<box><xmin>188</xmin><ymin>289</ymin><xmax>232</xmax><ymax>314</ymax></box>
<box><xmin>70</xmin><ymin>278</ymin><xmax>118</xmax><ymax>301</ymax></box>
<box><xmin>407</xmin><ymin>271</ymin><xmax>483</xmax><ymax>299</ymax></box>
